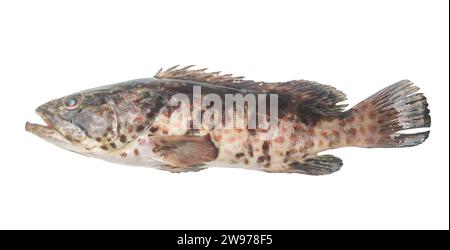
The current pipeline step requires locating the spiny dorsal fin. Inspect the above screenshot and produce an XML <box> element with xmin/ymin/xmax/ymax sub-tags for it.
<box><xmin>155</xmin><ymin>65</ymin><xmax>347</xmax><ymax>116</ymax></box>
<box><xmin>154</xmin><ymin>65</ymin><xmax>254</xmax><ymax>85</ymax></box>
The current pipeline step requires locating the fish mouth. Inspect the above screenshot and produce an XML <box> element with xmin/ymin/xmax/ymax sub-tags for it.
<box><xmin>25</xmin><ymin>109</ymin><xmax>94</xmax><ymax>155</ymax></box>
<box><xmin>25</xmin><ymin>109</ymin><xmax>59</xmax><ymax>135</ymax></box>
<box><xmin>25</xmin><ymin>109</ymin><xmax>88</xmax><ymax>154</ymax></box>
<box><xmin>25</xmin><ymin>109</ymin><xmax>72</xmax><ymax>146</ymax></box>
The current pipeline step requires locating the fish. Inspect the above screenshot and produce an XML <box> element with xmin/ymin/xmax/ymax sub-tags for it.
<box><xmin>25</xmin><ymin>66</ymin><xmax>431</xmax><ymax>175</ymax></box>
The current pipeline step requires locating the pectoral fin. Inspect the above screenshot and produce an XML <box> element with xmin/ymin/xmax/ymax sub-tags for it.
<box><xmin>151</xmin><ymin>134</ymin><xmax>219</xmax><ymax>167</ymax></box>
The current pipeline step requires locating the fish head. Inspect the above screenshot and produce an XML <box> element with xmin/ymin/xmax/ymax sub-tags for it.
<box><xmin>26</xmin><ymin>90</ymin><xmax>120</xmax><ymax>155</ymax></box>
<box><xmin>26</xmin><ymin>80</ymin><xmax>166</xmax><ymax>156</ymax></box>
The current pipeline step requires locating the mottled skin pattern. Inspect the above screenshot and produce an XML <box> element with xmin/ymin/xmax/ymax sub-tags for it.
<box><xmin>26</xmin><ymin>67</ymin><xmax>431</xmax><ymax>175</ymax></box>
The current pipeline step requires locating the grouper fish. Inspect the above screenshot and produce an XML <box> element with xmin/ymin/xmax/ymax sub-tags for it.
<box><xmin>25</xmin><ymin>66</ymin><xmax>431</xmax><ymax>175</ymax></box>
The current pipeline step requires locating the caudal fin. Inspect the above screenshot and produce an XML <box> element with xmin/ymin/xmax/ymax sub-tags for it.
<box><xmin>351</xmin><ymin>80</ymin><xmax>431</xmax><ymax>148</ymax></box>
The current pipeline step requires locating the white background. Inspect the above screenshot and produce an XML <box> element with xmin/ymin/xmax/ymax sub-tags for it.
<box><xmin>0</xmin><ymin>0</ymin><xmax>448</xmax><ymax>229</ymax></box>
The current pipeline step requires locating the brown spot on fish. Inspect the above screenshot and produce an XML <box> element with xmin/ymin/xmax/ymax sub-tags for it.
<box><xmin>136</xmin><ymin>125</ymin><xmax>145</xmax><ymax>133</ymax></box>
<box><xmin>109</xmin><ymin>143</ymin><xmax>117</xmax><ymax>149</ymax></box>
<box><xmin>146</xmin><ymin>112</ymin><xmax>155</xmax><ymax>120</ymax></box>
<box><xmin>284</xmin><ymin>149</ymin><xmax>297</xmax><ymax>162</ymax></box>
<box><xmin>332</xmin><ymin>130</ymin><xmax>339</xmax><ymax>137</ymax></box>
<box><xmin>244</xmin><ymin>159</ymin><xmax>249</xmax><ymax>164</ymax></box>
<box><xmin>257</xmin><ymin>156</ymin><xmax>266</xmax><ymax>163</ymax></box>
<box><xmin>286</xmin><ymin>149</ymin><xmax>297</xmax><ymax>157</ymax></box>
<box><xmin>149</xmin><ymin>126</ymin><xmax>159</xmax><ymax>133</ymax></box>
<box><xmin>262</xmin><ymin>141</ymin><xmax>271</xmax><ymax>154</ymax></box>
<box><xmin>347</xmin><ymin>128</ymin><xmax>357</xmax><ymax>136</ymax></box>
<box><xmin>95</xmin><ymin>137</ymin><xmax>102</xmax><ymax>142</ymax></box>
<box><xmin>235</xmin><ymin>152</ymin><xmax>245</xmax><ymax>159</ymax></box>
<box><xmin>247</xmin><ymin>144</ymin><xmax>254</xmax><ymax>157</ymax></box>
<box><xmin>120</xmin><ymin>152</ymin><xmax>127</xmax><ymax>157</ymax></box>
<box><xmin>120</xmin><ymin>134</ymin><xmax>127</xmax><ymax>143</ymax></box>
<box><xmin>100</xmin><ymin>145</ymin><xmax>108</xmax><ymax>150</ymax></box>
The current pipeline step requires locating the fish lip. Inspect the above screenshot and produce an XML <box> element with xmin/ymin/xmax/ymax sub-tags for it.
<box><xmin>25</xmin><ymin>108</ymin><xmax>90</xmax><ymax>154</ymax></box>
<box><xmin>25</xmin><ymin>108</ymin><xmax>60</xmax><ymax>135</ymax></box>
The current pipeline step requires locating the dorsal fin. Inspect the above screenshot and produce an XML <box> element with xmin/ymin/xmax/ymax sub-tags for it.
<box><xmin>155</xmin><ymin>65</ymin><xmax>348</xmax><ymax>116</ymax></box>
<box><xmin>154</xmin><ymin>65</ymin><xmax>254</xmax><ymax>85</ymax></box>
<box><xmin>255</xmin><ymin>80</ymin><xmax>348</xmax><ymax>115</ymax></box>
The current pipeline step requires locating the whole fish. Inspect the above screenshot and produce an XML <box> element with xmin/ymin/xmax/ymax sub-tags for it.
<box><xmin>25</xmin><ymin>66</ymin><xmax>431</xmax><ymax>175</ymax></box>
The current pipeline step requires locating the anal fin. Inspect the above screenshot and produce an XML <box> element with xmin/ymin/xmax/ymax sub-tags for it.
<box><xmin>285</xmin><ymin>155</ymin><xmax>343</xmax><ymax>175</ymax></box>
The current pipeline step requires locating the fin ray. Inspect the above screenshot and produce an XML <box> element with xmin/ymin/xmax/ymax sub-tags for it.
<box><xmin>285</xmin><ymin>154</ymin><xmax>343</xmax><ymax>175</ymax></box>
<box><xmin>151</xmin><ymin>134</ymin><xmax>219</xmax><ymax>167</ymax></box>
<box><xmin>353</xmin><ymin>80</ymin><xmax>431</xmax><ymax>148</ymax></box>
<box><xmin>155</xmin><ymin>65</ymin><xmax>348</xmax><ymax>118</ymax></box>
<box><xmin>156</xmin><ymin>165</ymin><xmax>208</xmax><ymax>173</ymax></box>
<box><xmin>254</xmin><ymin>80</ymin><xmax>348</xmax><ymax>116</ymax></box>
<box><xmin>155</xmin><ymin>65</ymin><xmax>252</xmax><ymax>85</ymax></box>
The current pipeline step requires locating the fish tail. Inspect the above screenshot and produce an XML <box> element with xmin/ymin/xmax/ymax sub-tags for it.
<box><xmin>347</xmin><ymin>80</ymin><xmax>431</xmax><ymax>148</ymax></box>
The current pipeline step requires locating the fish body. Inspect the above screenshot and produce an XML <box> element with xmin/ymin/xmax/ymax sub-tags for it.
<box><xmin>26</xmin><ymin>66</ymin><xmax>431</xmax><ymax>175</ymax></box>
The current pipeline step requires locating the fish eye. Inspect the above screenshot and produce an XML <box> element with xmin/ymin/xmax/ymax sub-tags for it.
<box><xmin>63</xmin><ymin>95</ymin><xmax>82</xmax><ymax>110</ymax></box>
